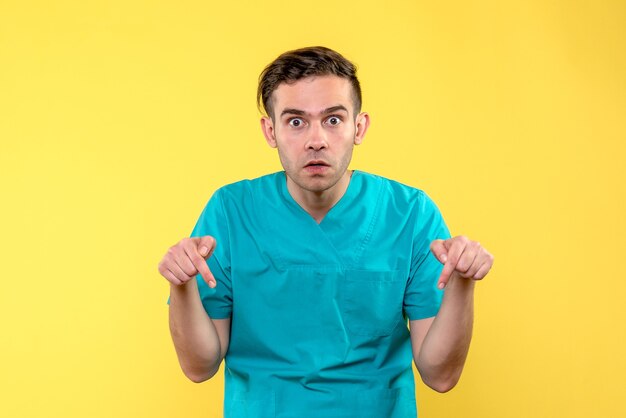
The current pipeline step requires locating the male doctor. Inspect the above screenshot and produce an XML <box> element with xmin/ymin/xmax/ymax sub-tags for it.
<box><xmin>159</xmin><ymin>46</ymin><xmax>494</xmax><ymax>417</ymax></box>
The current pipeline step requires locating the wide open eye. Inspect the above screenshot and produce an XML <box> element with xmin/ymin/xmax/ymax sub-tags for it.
<box><xmin>326</xmin><ymin>116</ymin><xmax>342</xmax><ymax>126</ymax></box>
<box><xmin>288</xmin><ymin>118</ymin><xmax>304</xmax><ymax>127</ymax></box>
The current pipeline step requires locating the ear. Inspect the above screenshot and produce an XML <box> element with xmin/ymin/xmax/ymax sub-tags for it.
<box><xmin>353</xmin><ymin>112</ymin><xmax>370</xmax><ymax>145</ymax></box>
<box><xmin>260</xmin><ymin>116</ymin><xmax>277</xmax><ymax>148</ymax></box>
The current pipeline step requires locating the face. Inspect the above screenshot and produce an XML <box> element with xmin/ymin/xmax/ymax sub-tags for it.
<box><xmin>260</xmin><ymin>75</ymin><xmax>370</xmax><ymax>196</ymax></box>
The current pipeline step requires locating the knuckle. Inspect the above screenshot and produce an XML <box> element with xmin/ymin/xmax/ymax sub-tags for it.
<box><xmin>196</xmin><ymin>250</ymin><xmax>208</xmax><ymax>262</ymax></box>
<box><xmin>178</xmin><ymin>238</ymin><xmax>191</xmax><ymax>251</ymax></box>
<box><xmin>162</xmin><ymin>271</ymin><xmax>175</xmax><ymax>283</ymax></box>
<box><xmin>159</xmin><ymin>256</ymin><xmax>173</xmax><ymax>270</ymax></box>
<box><xmin>182</xmin><ymin>265</ymin><xmax>197</xmax><ymax>277</ymax></box>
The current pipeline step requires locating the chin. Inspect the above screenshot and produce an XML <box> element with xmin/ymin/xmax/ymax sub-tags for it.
<box><xmin>301</xmin><ymin>180</ymin><xmax>329</xmax><ymax>192</ymax></box>
<box><xmin>309</xmin><ymin>177</ymin><xmax>343</xmax><ymax>193</ymax></box>
<box><xmin>291</xmin><ymin>175</ymin><xmax>331</xmax><ymax>193</ymax></box>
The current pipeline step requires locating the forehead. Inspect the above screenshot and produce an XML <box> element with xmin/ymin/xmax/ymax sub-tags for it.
<box><xmin>271</xmin><ymin>75</ymin><xmax>353</xmax><ymax>115</ymax></box>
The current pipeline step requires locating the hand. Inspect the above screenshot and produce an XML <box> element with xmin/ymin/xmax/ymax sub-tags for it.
<box><xmin>430</xmin><ymin>236</ymin><xmax>494</xmax><ymax>289</ymax></box>
<box><xmin>158</xmin><ymin>236</ymin><xmax>218</xmax><ymax>288</ymax></box>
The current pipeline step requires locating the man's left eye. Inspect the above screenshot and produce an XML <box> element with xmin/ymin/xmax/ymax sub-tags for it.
<box><xmin>327</xmin><ymin>116</ymin><xmax>341</xmax><ymax>126</ymax></box>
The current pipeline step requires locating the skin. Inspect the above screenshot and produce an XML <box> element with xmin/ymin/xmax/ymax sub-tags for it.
<box><xmin>260</xmin><ymin>75</ymin><xmax>370</xmax><ymax>222</ymax></box>
<box><xmin>411</xmin><ymin>236</ymin><xmax>494</xmax><ymax>392</ymax></box>
<box><xmin>158</xmin><ymin>74</ymin><xmax>494</xmax><ymax>389</ymax></box>
<box><xmin>160</xmin><ymin>237</ymin><xmax>230</xmax><ymax>382</ymax></box>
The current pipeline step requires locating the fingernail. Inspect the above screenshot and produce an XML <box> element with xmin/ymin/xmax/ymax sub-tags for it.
<box><xmin>438</xmin><ymin>282</ymin><xmax>445</xmax><ymax>290</ymax></box>
<box><xmin>441</xmin><ymin>254</ymin><xmax>447</xmax><ymax>263</ymax></box>
<box><xmin>200</xmin><ymin>246</ymin><xmax>209</xmax><ymax>256</ymax></box>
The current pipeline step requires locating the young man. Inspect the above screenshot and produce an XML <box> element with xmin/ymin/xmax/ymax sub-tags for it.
<box><xmin>159</xmin><ymin>46</ymin><xmax>494</xmax><ymax>417</ymax></box>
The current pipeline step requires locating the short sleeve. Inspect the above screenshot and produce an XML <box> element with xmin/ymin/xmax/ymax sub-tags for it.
<box><xmin>167</xmin><ymin>188</ymin><xmax>233</xmax><ymax>319</ymax></box>
<box><xmin>403</xmin><ymin>191</ymin><xmax>451</xmax><ymax>321</ymax></box>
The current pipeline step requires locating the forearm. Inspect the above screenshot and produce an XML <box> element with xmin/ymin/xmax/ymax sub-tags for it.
<box><xmin>416</xmin><ymin>273</ymin><xmax>475</xmax><ymax>392</ymax></box>
<box><xmin>169</xmin><ymin>279</ymin><xmax>223</xmax><ymax>382</ymax></box>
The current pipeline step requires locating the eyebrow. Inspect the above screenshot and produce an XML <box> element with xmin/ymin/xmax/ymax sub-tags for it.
<box><xmin>280</xmin><ymin>105</ymin><xmax>349</xmax><ymax>118</ymax></box>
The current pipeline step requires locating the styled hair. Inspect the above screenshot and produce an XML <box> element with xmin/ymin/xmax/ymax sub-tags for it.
<box><xmin>257</xmin><ymin>46</ymin><xmax>362</xmax><ymax>119</ymax></box>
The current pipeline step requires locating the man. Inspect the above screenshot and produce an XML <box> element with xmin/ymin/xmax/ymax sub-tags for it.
<box><xmin>159</xmin><ymin>46</ymin><xmax>494</xmax><ymax>417</ymax></box>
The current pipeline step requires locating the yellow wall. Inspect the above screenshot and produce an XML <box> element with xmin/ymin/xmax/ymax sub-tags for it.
<box><xmin>1</xmin><ymin>1</ymin><xmax>625</xmax><ymax>417</ymax></box>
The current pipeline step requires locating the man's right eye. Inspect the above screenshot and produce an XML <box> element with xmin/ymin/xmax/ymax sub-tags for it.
<box><xmin>288</xmin><ymin>118</ymin><xmax>304</xmax><ymax>127</ymax></box>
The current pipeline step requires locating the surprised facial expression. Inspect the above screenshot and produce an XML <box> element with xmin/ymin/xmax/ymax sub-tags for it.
<box><xmin>261</xmin><ymin>75</ymin><xmax>369</xmax><ymax>195</ymax></box>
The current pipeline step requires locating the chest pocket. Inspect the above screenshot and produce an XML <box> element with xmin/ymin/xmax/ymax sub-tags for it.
<box><xmin>340</xmin><ymin>270</ymin><xmax>405</xmax><ymax>337</ymax></box>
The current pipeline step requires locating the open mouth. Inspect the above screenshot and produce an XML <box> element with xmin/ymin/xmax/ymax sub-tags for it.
<box><xmin>305</xmin><ymin>160</ymin><xmax>330</xmax><ymax>168</ymax></box>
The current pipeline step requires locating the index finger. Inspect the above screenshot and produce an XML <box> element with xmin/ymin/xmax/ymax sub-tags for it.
<box><xmin>437</xmin><ymin>260</ymin><xmax>455</xmax><ymax>289</ymax></box>
<box><xmin>429</xmin><ymin>239</ymin><xmax>448</xmax><ymax>264</ymax></box>
<box><xmin>184</xmin><ymin>244</ymin><xmax>216</xmax><ymax>288</ymax></box>
<box><xmin>437</xmin><ymin>239</ymin><xmax>465</xmax><ymax>289</ymax></box>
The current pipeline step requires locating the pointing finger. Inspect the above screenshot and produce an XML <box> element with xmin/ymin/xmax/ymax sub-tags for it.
<box><xmin>437</xmin><ymin>238</ymin><xmax>466</xmax><ymax>289</ymax></box>
<box><xmin>430</xmin><ymin>239</ymin><xmax>448</xmax><ymax>264</ymax></box>
<box><xmin>185</xmin><ymin>240</ymin><xmax>216</xmax><ymax>288</ymax></box>
<box><xmin>438</xmin><ymin>261</ymin><xmax>455</xmax><ymax>289</ymax></box>
<box><xmin>197</xmin><ymin>236</ymin><xmax>217</xmax><ymax>259</ymax></box>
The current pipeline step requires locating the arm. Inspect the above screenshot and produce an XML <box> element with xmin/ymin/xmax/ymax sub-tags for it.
<box><xmin>410</xmin><ymin>236</ymin><xmax>493</xmax><ymax>393</ymax></box>
<box><xmin>169</xmin><ymin>278</ymin><xmax>231</xmax><ymax>383</ymax></box>
<box><xmin>160</xmin><ymin>236</ymin><xmax>231</xmax><ymax>383</ymax></box>
<box><xmin>410</xmin><ymin>272</ymin><xmax>474</xmax><ymax>393</ymax></box>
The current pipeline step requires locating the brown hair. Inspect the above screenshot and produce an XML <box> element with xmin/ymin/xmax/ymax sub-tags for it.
<box><xmin>257</xmin><ymin>46</ymin><xmax>362</xmax><ymax>120</ymax></box>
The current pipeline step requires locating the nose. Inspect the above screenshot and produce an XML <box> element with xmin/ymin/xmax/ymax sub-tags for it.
<box><xmin>305</xmin><ymin>123</ymin><xmax>328</xmax><ymax>151</ymax></box>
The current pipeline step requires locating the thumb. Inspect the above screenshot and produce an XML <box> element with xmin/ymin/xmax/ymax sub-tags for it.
<box><xmin>196</xmin><ymin>236</ymin><xmax>217</xmax><ymax>259</ymax></box>
<box><xmin>430</xmin><ymin>239</ymin><xmax>448</xmax><ymax>264</ymax></box>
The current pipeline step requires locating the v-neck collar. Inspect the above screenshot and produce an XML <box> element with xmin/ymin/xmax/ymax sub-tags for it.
<box><xmin>278</xmin><ymin>170</ymin><xmax>362</xmax><ymax>226</ymax></box>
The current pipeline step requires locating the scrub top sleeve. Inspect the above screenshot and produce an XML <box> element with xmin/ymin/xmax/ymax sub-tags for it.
<box><xmin>167</xmin><ymin>189</ymin><xmax>233</xmax><ymax>320</ymax></box>
<box><xmin>404</xmin><ymin>191</ymin><xmax>451</xmax><ymax>321</ymax></box>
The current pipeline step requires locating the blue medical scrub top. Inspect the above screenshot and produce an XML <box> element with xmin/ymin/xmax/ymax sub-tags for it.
<box><xmin>178</xmin><ymin>170</ymin><xmax>450</xmax><ymax>418</ymax></box>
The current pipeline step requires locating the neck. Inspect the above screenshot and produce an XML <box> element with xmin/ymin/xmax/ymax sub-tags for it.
<box><xmin>287</xmin><ymin>170</ymin><xmax>353</xmax><ymax>223</ymax></box>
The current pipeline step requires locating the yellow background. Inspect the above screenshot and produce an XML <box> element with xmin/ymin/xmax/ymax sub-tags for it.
<box><xmin>1</xmin><ymin>0</ymin><xmax>625</xmax><ymax>417</ymax></box>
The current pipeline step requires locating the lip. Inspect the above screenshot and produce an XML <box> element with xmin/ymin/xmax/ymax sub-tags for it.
<box><xmin>304</xmin><ymin>160</ymin><xmax>330</xmax><ymax>167</ymax></box>
<box><xmin>304</xmin><ymin>160</ymin><xmax>330</xmax><ymax>174</ymax></box>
